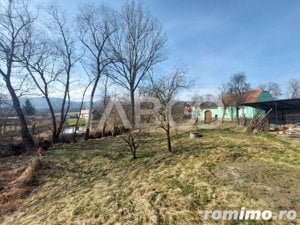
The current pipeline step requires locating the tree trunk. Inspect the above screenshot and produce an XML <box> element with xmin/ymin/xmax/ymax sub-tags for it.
<box><xmin>166</xmin><ymin>130</ymin><xmax>172</xmax><ymax>152</ymax></box>
<box><xmin>236</xmin><ymin>106</ymin><xmax>240</xmax><ymax>125</ymax></box>
<box><xmin>52</xmin><ymin>132</ymin><xmax>60</xmax><ymax>143</ymax></box>
<box><xmin>57</xmin><ymin>62</ymin><xmax>71</xmax><ymax>143</ymax></box>
<box><xmin>221</xmin><ymin>108</ymin><xmax>225</xmax><ymax>124</ymax></box>
<box><xmin>45</xmin><ymin>97</ymin><xmax>58</xmax><ymax>143</ymax></box>
<box><xmin>85</xmin><ymin>76</ymin><xmax>101</xmax><ymax>141</ymax></box>
<box><xmin>166</xmin><ymin>123</ymin><xmax>172</xmax><ymax>152</ymax></box>
<box><xmin>101</xmin><ymin>77</ymin><xmax>109</xmax><ymax>138</ymax></box>
<box><xmin>128</xmin><ymin>131</ymin><xmax>137</xmax><ymax>159</ymax></box>
<box><xmin>130</xmin><ymin>90</ymin><xmax>135</xmax><ymax>128</ymax></box>
<box><xmin>102</xmin><ymin>122</ymin><xmax>107</xmax><ymax>138</ymax></box>
<box><xmin>6</xmin><ymin>81</ymin><xmax>35</xmax><ymax>150</ymax></box>
<box><xmin>132</xmin><ymin>146</ymin><xmax>137</xmax><ymax>159</ymax></box>
<box><xmin>85</xmin><ymin>96</ymin><xmax>93</xmax><ymax>140</ymax></box>
<box><xmin>221</xmin><ymin>105</ymin><xmax>228</xmax><ymax>124</ymax></box>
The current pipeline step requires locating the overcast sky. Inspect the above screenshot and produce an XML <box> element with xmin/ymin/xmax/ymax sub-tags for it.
<box><xmin>36</xmin><ymin>0</ymin><xmax>300</xmax><ymax>99</ymax></box>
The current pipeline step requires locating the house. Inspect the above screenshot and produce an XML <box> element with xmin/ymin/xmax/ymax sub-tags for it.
<box><xmin>68</xmin><ymin>111</ymin><xmax>80</xmax><ymax>118</ymax></box>
<box><xmin>192</xmin><ymin>89</ymin><xmax>273</xmax><ymax>123</ymax></box>
<box><xmin>80</xmin><ymin>109</ymin><xmax>100</xmax><ymax>120</ymax></box>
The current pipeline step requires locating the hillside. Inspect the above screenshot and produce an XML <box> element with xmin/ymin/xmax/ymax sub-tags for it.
<box><xmin>18</xmin><ymin>97</ymin><xmax>87</xmax><ymax>112</ymax></box>
<box><xmin>1</xmin><ymin>127</ymin><xmax>299</xmax><ymax>225</ymax></box>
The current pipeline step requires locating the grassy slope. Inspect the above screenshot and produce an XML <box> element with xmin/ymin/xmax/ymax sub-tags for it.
<box><xmin>2</xmin><ymin>127</ymin><xmax>300</xmax><ymax>225</ymax></box>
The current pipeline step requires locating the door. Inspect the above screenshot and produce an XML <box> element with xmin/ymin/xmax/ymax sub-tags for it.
<box><xmin>204</xmin><ymin>110</ymin><xmax>212</xmax><ymax>123</ymax></box>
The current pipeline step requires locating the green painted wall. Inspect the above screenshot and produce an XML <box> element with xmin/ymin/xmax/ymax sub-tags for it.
<box><xmin>192</xmin><ymin>106</ymin><xmax>262</xmax><ymax>121</ymax></box>
<box><xmin>192</xmin><ymin>91</ymin><xmax>273</xmax><ymax>121</ymax></box>
<box><xmin>257</xmin><ymin>91</ymin><xmax>273</xmax><ymax>102</ymax></box>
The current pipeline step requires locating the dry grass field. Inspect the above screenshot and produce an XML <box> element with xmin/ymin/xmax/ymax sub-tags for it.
<box><xmin>1</xmin><ymin>126</ymin><xmax>299</xmax><ymax>225</ymax></box>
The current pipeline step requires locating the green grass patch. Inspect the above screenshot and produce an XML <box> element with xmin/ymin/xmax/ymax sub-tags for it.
<box><xmin>66</xmin><ymin>118</ymin><xmax>86</xmax><ymax>126</ymax></box>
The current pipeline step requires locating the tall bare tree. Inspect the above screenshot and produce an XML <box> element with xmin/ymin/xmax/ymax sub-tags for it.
<box><xmin>147</xmin><ymin>67</ymin><xmax>187</xmax><ymax>152</ymax></box>
<box><xmin>227</xmin><ymin>73</ymin><xmax>250</xmax><ymax>125</ymax></box>
<box><xmin>77</xmin><ymin>4</ymin><xmax>117</xmax><ymax>140</ymax></box>
<box><xmin>287</xmin><ymin>78</ymin><xmax>300</xmax><ymax>99</ymax></box>
<box><xmin>22</xmin><ymin>37</ymin><xmax>64</xmax><ymax>143</ymax></box>
<box><xmin>109</xmin><ymin>0</ymin><xmax>167</xmax><ymax>127</ymax></box>
<box><xmin>46</xmin><ymin>5</ymin><xmax>77</xmax><ymax>142</ymax></box>
<box><xmin>0</xmin><ymin>0</ymin><xmax>35</xmax><ymax>149</ymax></box>
<box><xmin>21</xmin><ymin>4</ymin><xmax>77</xmax><ymax>143</ymax></box>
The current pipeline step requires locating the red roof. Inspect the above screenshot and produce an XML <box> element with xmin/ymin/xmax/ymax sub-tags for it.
<box><xmin>220</xmin><ymin>89</ymin><xmax>263</xmax><ymax>106</ymax></box>
<box><xmin>244</xmin><ymin>89</ymin><xmax>263</xmax><ymax>103</ymax></box>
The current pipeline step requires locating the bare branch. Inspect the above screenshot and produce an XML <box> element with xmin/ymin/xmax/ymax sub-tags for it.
<box><xmin>287</xmin><ymin>79</ymin><xmax>300</xmax><ymax>99</ymax></box>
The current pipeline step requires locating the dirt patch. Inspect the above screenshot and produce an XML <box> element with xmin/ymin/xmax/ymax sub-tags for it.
<box><xmin>0</xmin><ymin>155</ymin><xmax>44</xmax><ymax>222</ymax></box>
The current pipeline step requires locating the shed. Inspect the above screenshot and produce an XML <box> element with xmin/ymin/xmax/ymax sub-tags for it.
<box><xmin>242</xmin><ymin>98</ymin><xmax>300</xmax><ymax>125</ymax></box>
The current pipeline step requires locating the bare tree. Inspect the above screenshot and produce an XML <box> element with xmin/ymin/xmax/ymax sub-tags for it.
<box><xmin>0</xmin><ymin>0</ymin><xmax>35</xmax><ymax>149</ymax></box>
<box><xmin>287</xmin><ymin>78</ymin><xmax>300</xmax><ymax>99</ymax></box>
<box><xmin>259</xmin><ymin>82</ymin><xmax>282</xmax><ymax>99</ymax></box>
<box><xmin>269</xmin><ymin>82</ymin><xmax>282</xmax><ymax>99</ymax></box>
<box><xmin>77</xmin><ymin>4</ymin><xmax>117</xmax><ymax>140</ymax></box>
<box><xmin>46</xmin><ymin>5</ymin><xmax>77</xmax><ymax>142</ymax></box>
<box><xmin>147</xmin><ymin>67</ymin><xmax>187</xmax><ymax>152</ymax></box>
<box><xmin>21</xmin><ymin>4</ymin><xmax>77</xmax><ymax>143</ymax></box>
<box><xmin>219</xmin><ymin>84</ymin><xmax>231</xmax><ymax>124</ymax></box>
<box><xmin>109</xmin><ymin>0</ymin><xmax>167</xmax><ymax>127</ymax></box>
<box><xmin>122</xmin><ymin>129</ymin><xmax>141</xmax><ymax>159</ymax></box>
<box><xmin>227</xmin><ymin>73</ymin><xmax>250</xmax><ymax>125</ymax></box>
<box><xmin>22</xmin><ymin>36</ymin><xmax>64</xmax><ymax>143</ymax></box>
